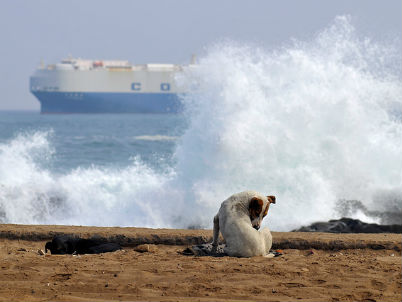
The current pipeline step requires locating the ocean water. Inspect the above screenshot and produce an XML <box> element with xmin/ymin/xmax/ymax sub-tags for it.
<box><xmin>0</xmin><ymin>16</ymin><xmax>401</xmax><ymax>230</ymax></box>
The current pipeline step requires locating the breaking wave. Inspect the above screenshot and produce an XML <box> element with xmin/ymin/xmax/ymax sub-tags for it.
<box><xmin>0</xmin><ymin>16</ymin><xmax>401</xmax><ymax>230</ymax></box>
<box><xmin>0</xmin><ymin>131</ymin><xmax>174</xmax><ymax>227</ymax></box>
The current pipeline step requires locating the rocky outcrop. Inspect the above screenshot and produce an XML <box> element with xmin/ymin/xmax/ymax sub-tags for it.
<box><xmin>293</xmin><ymin>217</ymin><xmax>402</xmax><ymax>234</ymax></box>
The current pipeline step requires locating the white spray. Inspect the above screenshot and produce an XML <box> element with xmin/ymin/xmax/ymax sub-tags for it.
<box><xmin>0</xmin><ymin>16</ymin><xmax>401</xmax><ymax>230</ymax></box>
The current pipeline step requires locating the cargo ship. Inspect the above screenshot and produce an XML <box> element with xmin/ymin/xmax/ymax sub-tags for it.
<box><xmin>30</xmin><ymin>57</ymin><xmax>191</xmax><ymax>113</ymax></box>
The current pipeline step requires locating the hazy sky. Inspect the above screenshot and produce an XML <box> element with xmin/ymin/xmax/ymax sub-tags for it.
<box><xmin>0</xmin><ymin>0</ymin><xmax>401</xmax><ymax>111</ymax></box>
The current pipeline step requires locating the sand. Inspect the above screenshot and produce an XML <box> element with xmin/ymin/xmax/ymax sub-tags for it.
<box><xmin>0</xmin><ymin>224</ymin><xmax>401</xmax><ymax>302</ymax></box>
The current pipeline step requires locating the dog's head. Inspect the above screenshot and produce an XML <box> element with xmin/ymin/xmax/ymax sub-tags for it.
<box><xmin>249</xmin><ymin>195</ymin><xmax>276</xmax><ymax>230</ymax></box>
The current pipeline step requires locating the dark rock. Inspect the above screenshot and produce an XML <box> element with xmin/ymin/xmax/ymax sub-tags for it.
<box><xmin>45</xmin><ymin>235</ymin><xmax>122</xmax><ymax>254</ymax></box>
<box><xmin>293</xmin><ymin>217</ymin><xmax>402</xmax><ymax>233</ymax></box>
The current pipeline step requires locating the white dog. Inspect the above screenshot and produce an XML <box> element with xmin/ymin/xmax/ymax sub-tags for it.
<box><xmin>211</xmin><ymin>191</ymin><xmax>276</xmax><ymax>257</ymax></box>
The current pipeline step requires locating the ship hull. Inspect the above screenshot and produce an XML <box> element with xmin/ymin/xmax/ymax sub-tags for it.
<box><xmin>33</xmin><ymin>91</ymin><xmax>182</xmax><ymax>113</ymax></box>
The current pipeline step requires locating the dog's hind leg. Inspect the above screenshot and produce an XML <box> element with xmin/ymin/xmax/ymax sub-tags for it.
<box><xmin>260</xmin><ymin>227</ymin><xmax>273</xmax><ymax>255</ymax></box>
<box><xmin>211</xmin><ymin>214</ymin><xmax>220</xmax><ymax>253</ymax></box>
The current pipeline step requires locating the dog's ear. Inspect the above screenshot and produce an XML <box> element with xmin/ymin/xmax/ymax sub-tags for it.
<box><xmin>267</xmin><ymin>195</ymin><xmax>276</xmax><ymax>204</ymax></box>
<box><xmin>249</xmin><ymin>197</ymin><xmax>264</xmax><ymax>218</ymax></box>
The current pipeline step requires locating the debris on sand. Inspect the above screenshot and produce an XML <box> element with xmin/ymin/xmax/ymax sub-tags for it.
<box><xmin>134</xmin><ymin>244</ymin><xmax>158</xmax><ymax>253</ymax></box>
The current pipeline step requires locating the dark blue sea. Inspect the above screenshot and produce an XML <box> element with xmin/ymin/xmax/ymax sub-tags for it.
<box><xmin>0</xmin><ymin>112</ymin><xmax>185</xmax><ymax>173</ymax></box>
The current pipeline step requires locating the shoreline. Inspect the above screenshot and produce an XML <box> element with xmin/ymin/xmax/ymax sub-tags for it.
<box><xmin>0</xmin><ymin>224</ymin><xmax>401</xmax><ymax>301</ymax></box>
<box><xmin>1</xmin><ymin>224</ymin><xmax>400</xmax><ymax>251</ymax></box>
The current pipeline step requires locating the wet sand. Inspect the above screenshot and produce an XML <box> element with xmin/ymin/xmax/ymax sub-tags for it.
<box><xmin>0</xmin><ymin>224</ymin><xmax>400</xmax><ymax>301</ymax></box>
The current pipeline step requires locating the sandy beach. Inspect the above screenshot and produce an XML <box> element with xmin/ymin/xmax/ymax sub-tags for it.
<box><xmin>0</xmin><ymin>224</ymin><xmax>400</xmax><ymax>302</ymax></box>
